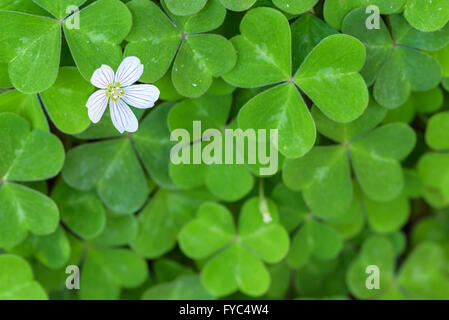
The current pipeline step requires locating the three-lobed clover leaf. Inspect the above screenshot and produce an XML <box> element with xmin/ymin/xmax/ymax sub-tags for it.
<box><xmin>178</xmin><ymin>199</ymin><xmax>289</xmax><ymax>297</ymax></box>
<box><xmin>283</xmin><ymin>100</ymin><xmax>416</xmax><ymax>218</ymax></box>
<box><xmin>0</xmin><ymin>113</ymin><xmax>64</xmax><ymax>248</ymax></box>
<box><xmin>342</xmin><ymin>9</ymin><xmax>446</xmax><ymax>109</ymax></box>
<box><xmin>224</xmin><ymin>7</ymin><xmax>369</xmax><ymax>158</ymax></box>
<box><xmin>124</xmin><ymin>0</ymin><xmax>236</xmax><ymax>98</ymax></box>
<box><xmin>0</xmin><ymin>0</ymin><xmax>132</xmax><ymax>93</ymax></box>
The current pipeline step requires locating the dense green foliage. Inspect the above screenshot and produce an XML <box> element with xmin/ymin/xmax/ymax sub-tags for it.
<box><xmin>1</xmin><ymin>0</ymin><xmax>449</xmax><ymax>300</ymax></box>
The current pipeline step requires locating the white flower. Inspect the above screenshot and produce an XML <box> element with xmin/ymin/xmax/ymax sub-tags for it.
<box><xmin>86</xmin><ymin>56</ymin><xmax>160</xmax><ymax>133</ymax></box>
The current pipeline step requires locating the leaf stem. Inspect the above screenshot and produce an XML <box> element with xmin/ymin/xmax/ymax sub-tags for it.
<box><xmin>259</xmin><ymin>178</ymin><xmax>272</xmax><ymax>223</ymax></box>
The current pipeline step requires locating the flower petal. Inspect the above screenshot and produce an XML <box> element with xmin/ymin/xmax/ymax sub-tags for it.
<box><xmin>122</xmin><ymin>84</ymin><xmax>160</xmax><ymax>109</ymax></box>
<box><xmin>90</xmin><ymin>65</ymin><xmax>115</xmax><ymax>89</ymax></box>
<box><xmin>86</xmin><ymin>90</ymin><xmax>109</xmax><ymax>123</ymax></box>
<box><xmin>110</xmin><ymin>99</ymin><xmax>139</xmax><ymax>133</ymax></box>
<box><xmin>114</xmin><ymin>56</ymin><xmax>144</xmax><ymax>87</ymax></box>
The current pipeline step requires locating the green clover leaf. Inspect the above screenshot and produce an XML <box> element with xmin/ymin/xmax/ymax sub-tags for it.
<box><xmin>426</xmin><ymin>111</ymin><xmax>449</xmax><ymax>150</ymax></box>
<box><xmin>0</xmin><ymin>67</ymin><xmax>93</xmax><ymax>134</ymax></box>
<box><xmin>283</xmin><ymin>100</ymin><xmax>416</xmax><ymax>218</ymax></box>
<box><xmin>270</xmin><ymin>182</ymin><xmax>308</xmax><ymax>233</ymax></box>
<box><xmin>0</xmin><ymin>0</ymin><xmax>132</xmax><ymax>93</ymax></box>
<box><xmin>346</xmin><ymin>236</ymin><xmax>395</xmax><ymax>299</ymax></box>
<box><xmin>404</xmin><ymin>0</ymin><xmax>449</xmax><ymax>32</ymax></box>
<box><xmin>324</xmin><ymin>0</ymin><xmax>449</xmax><ymax>32</ymax></box>
<box><xmin>0</xmin><ymin>90</ymin><xmax>48</xmax><ymax>130</ymax></box>
<box><xmin>0</xmin><ymin>63</ymin><xmax>12</xmax><ymax>88</ymax></box>
<box><xmin>9</xmin><ymin>226</ymin><xmax>71</xmax><ymax>270</ymax></box>
<box><xmin>364</xmin><ymin>192</ymin><xmax>410</xmax><ymax>234</ymax></box>
<box><xmin>0</xmin><ymin>0</ymin><xmax>50</xmax><ymax>15</ymax></box>
<box><xmin>51</xmin><ymin>179</ymin><xmax>106</xmax><ymax>240</ymax></box>
<box><xmin>383</xmin><ymin>87</ymin><xmax>444</xmax><ymax>124</ymax></box>
<box><xmin>219</xmin><ymin>0</ymin><xmax>256</xmax><ymax>11</ymax></box>
<box><xmin>29</xmin><ymin>212</ymin><xmax>141</xmax><ymax>299</ymax></box>
<box><xmin>418</xmin><ymin>111</ymin><xmax>449</xmax><ymax>202</ymax></box>
<box><xmin>91</xmin><ymin>212</ymin><xmax>138</xmax><ymax>247</ymax></box>
<box><xmin>132</xmin><ymin>188</ymin><xmax>216</xmax><ymax>258</ymax></box>
<box><xmin>40</xmin><ymin>67</ymin><xmax>92</xmax><ymax>134</ymax></box>
<box><xmin>179</xmin><ymin>199</ymin><xmax>289</xmax><ymax>297</ymax></box>
<box><xmin>0</xmin><ymin>11</ymin><xmax>61</xmax><ymax>93</ymax></box>
<box><xmin>429</xmin><ymin>42</ymin><xmax>449</xmax><ymax>77</ymax></box>
<box><xmin>323</xmin><ymin>0</ymin><xmax>406</xmax><ymax>30</ymax></box>
<box><xmin>33</xmin><ymin>0</ymin><xmax>86</xmax><ymax>18</ymax></box>
<box><xmin>0</xmin><ymin>254</ymin><xmax>47</xmax><ymax>300</ymax></box>
<box><xmin>397</xmin><ymin>242</ymin><xmax>449</xmax><ymax>299</ymax></box>
<box><xmin>153</xmin><ymin>259</ymin><xmax>195</xmax><ymax>283</ymax></box>
<box><xmin>124</xmin><ymin>0</ymin><xmax>236</xmax><ymax>98</ymax></box>
<box><xmin>348</xmin><ymin>237</ymin><xmax>449</xmax><ymax>299</ymax></box>
<box><xmin>0</xmin><ymin>113</ymin><xmax>64</xmax><ymax>248</ymax></box>
<box><xmin>168</xmin><ymin>94</ymin><xmax>262</xmax><ymax>201</ymax></box>
<box><xmin>224</xmin><ymin>8</ymin><xmax>368</xmax><ymax>158</ymax></box>
<box><xmin>288</xmin><ymin>218</ymin><xmax>343</xmax><ymax>269</ymax></box>
<box><xmin>133</xmin><ymin>102</ymin><xmax>177</xmax><ymax>189</ymax></box>
<box><xmin>342</xmin><ymin>9</ymin><xmax>445</xmax><ymax>109</ymax></box>
<box><xmin>164</xmin><ymin>0</ymin><xmax>208</xmax><ymax>16</ymax></box>
<box><xmin>80</xmin><ymin>247</ymin><xmax>148</xmax><ymax>300</ymax></box>
<box><xmin>270</xmin><ymin>184</ymin><xmax>344</xmax><ymax>268</ymax></box>
<box><xmin>142</xmin><ymin>275</ymin><xmax>215</xmax><ymax>300</ymax></box>
<box><xmin>273</xmin><ymin>0</ymin><xmax>318</xmax><ymax>14</ymax></box>
<box><xmin>1</xmin><ymin>0</ymin><xmax>449</xmax><ymax>302</ymax></box>
<box><xmin>62</xmin><ymin>137</ymin><xmax>148</xmax><ymax>215</ymax></box>
<box><xmin>291</xmin><ymin>13</ymin><xmax>338</xmax><ymax>71</ymax></box>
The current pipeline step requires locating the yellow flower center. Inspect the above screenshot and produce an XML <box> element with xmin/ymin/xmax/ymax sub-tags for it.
<box><xmin>105</xmin><ymin>82</ymin><xmax>125</xmax><ymax>101</ymax></box>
